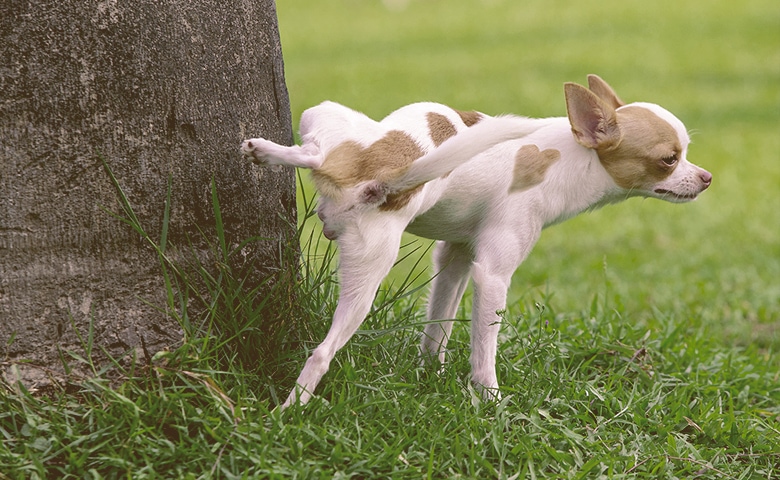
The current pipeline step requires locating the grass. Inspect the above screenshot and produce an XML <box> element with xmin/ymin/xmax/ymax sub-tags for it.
<box><xmin>2</xmin><ymin>0</ymin><xmax>779</xmax><ymax>478</ymax></box>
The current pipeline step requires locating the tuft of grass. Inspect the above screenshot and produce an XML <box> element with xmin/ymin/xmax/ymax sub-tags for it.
<box><xmin>99</xmin><ymin>157</ymin><xmax>308</xmax><ymax>393</ymax></box>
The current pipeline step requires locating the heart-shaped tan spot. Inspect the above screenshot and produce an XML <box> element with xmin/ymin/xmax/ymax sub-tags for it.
<box><xmin>510</xmin><ymin>144</ymin><xmax>560</xmax><ymax>192</ymax></box>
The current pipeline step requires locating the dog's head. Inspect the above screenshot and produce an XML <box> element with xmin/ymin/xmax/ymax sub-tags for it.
<box><xmin>564</xmin><ymin>75</ymin><xmax>711</xmax><ymax>202</ymax></box>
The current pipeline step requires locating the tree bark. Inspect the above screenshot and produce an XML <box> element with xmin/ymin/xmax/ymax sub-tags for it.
<box><xmin>0</xmin><ymin>0</ymin><xmax>295</xmax><ymax>388</ymax></box>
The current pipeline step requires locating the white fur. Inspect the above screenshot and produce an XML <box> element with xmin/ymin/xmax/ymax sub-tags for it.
<box><xmin>241</xmin><ymin>76</ymin><xmax>712</xmax><ymax>408</ymax></box>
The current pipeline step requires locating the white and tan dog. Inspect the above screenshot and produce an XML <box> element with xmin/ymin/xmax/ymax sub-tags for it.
<box><xmin>242</xmin><ymin>75</ymin><xmax>712</xmax><ymax>408</ymax></box>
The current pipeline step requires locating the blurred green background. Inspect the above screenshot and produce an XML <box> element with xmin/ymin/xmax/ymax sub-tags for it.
<box><xmin>274</xmin><ymin>0</ymin><xmax>779</xmax><ymax>348</ymax></box>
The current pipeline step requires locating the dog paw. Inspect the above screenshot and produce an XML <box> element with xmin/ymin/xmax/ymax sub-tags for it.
<box><xmin>241</xmin><ymin>137</ymin><xmax>274</xmax><ymax>165</ymax></box>
<box><xmin>472</xmin><ymin>378</ymin><xmax>501</xmax><ymax>403</ymax></box>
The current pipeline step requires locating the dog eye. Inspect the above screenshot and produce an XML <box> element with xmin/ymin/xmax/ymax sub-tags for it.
<box><xmin>661</xmin><ymin>154</ymin><xmax>678</xmax><ymax>167</ymax></box>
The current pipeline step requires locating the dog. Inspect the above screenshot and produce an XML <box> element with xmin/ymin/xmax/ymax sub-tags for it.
<box><xmin>241</xmin><ymin>75</ymin><xmax>712</xmax><ymax>408</ymax></box>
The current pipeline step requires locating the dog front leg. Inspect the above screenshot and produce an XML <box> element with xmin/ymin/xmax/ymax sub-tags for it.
<box><xmin>469</xmin><ymin>259</ymin><xmax>513</xmax><ymax>401</ymax></box>
<box><xmin>283</xmin><ymin>223</ymin><xmax>404</xmax><ymax>409</ymax></box>
<box><xmin>469</xmin><ymin>225</ymin><xmax>539</xmax><ymax>401</ymax></box>
<box><xmin>420</xmin><ymin>241</ymin><xmax>473</xmax><ymax>365</ymax></box>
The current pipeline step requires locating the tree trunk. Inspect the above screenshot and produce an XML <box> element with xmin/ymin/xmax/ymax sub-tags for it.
<box><xmin>0</xmin><ymin>0</ymin><xmax>295</xmax><ymax>388</ymax></box>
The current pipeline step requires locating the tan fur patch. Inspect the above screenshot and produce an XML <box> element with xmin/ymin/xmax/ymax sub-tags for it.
<box><xmin>510</xmin><ymin>145</ymin><xmax>560</xmax><ymax>192</ymax></box>
<box><xmin>426</xmin><ymin>112</ymin><xmax>458</xmax><ymax>146</ymax></box>
<box><xmin>455</xmin><ymin>110</ymin><xmax>483</xmax><ymax>127</ymax></box>
<box><xmin>597</xmin><ymin>106</ymin><xmax>681</xmax><ymax>190</ymax></box>
<box><xmin>312</xmin><ymin>130</ymin><xmax>425</xmax><ymax>209</ymax></box>
<box><xmin>379</xmin><ymin>184</ymin><xmax>425</xmax><ymax>211</ymax></box>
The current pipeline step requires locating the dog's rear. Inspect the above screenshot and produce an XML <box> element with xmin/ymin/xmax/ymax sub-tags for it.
<box><xmin>242</xmin><ymin>102</ymin><xmax>550</xmax><ymax>203</ymax></box>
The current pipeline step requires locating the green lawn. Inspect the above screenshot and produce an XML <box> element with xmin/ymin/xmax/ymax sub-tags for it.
<box><xmin>1</xmin><ymin>0</ymin><xmax>778</xmax><ymax>478</ymax></box>
<box><xmin>278</xmin><ymin>0</ymin><xmax>780</xmax><ymax>347</ymax></box>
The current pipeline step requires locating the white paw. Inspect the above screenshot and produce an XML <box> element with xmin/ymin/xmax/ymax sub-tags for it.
<box><xmin>472</xmin><ymin>377</ymin><xmax>501</xmax><ymax>402</ymax></box>
<box><xmin>241</xmin><ymin>138</ymin><xmax>274</xmax><ymax>165</ymax></box>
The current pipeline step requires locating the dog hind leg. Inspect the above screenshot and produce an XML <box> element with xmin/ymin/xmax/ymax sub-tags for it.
<box><xmin>241</xmin><ymin>137</ymin><xmax>322</xmax><ymax>169</ymax></box>
<box><xmin>420</xmin><ymin>241</ymin><xmax>472</xmax><ymax>365</ymax></box>
<box><xmin>282</xmin><ymin>219</ymin><xmax>405</xmax><ymax>408</ymax></box>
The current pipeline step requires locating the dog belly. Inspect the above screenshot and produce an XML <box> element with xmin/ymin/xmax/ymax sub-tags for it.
<box><xmin>404</xmin><ymin>161</ymin><xmax>509</xmax><ymax>242</ymax></box>
<box><xmin>405</xmin><ymin>199</ymin><xmax>485</xmax><ymax>243</ymax></box>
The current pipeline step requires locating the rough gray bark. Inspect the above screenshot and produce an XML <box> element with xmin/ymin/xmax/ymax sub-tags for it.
<box><xmin>0</xmin><ymin>0</ymin><xmax>295</xmax><ymax>388</ymax></box>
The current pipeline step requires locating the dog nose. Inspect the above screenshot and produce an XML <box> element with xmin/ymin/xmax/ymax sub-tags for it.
<box><xmin>699</xmin><ymin>170</ymin><xmax>712</xmax><ymax>189</ymax></box>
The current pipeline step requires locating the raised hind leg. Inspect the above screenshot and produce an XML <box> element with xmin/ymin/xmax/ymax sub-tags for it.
<box><xmin>240</xmin><ymin>137</ymin><xmax>322</xmax><ymax>168</ymax></box>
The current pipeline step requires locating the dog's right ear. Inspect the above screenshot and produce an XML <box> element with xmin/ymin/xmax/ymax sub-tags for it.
<box><xmin>564</xmin><ymin>82</ymin><xmax>622</xmax><ymax>150</ymax></box>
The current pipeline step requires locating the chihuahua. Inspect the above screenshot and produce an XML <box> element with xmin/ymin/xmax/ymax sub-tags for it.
<box><xmin>242</xmin><ymin>75</ymin><xmax>712</xmax><ymax>408</ymax></box>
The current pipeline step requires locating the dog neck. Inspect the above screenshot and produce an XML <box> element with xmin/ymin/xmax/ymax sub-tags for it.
<box><xmin>520</xmin><ymin>118</ymin><xmax>628</xmax><ymax>227</ymax></box>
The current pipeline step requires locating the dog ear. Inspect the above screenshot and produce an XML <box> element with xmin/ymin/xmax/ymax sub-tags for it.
<box><xmin>564</xmin><ymin>82</ymin><xmax>622</xmax><ymax>150</ymax></box>
<box><xmin>587</xmin><ymin>74</ymin><xmax>625</xmax><ymax>109</ymax></box>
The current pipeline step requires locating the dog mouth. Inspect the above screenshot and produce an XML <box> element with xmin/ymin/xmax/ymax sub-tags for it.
<box><xmin>654</xmin><ymin>188</ymin><xmax>698</xmax><ymax>201</ymax></box>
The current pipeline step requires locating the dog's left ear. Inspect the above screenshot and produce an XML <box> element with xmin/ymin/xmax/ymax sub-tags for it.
<box><xmin>564</xmin><ymin>82</ymin><xmax>622</xmax><ymax>150</ymax></box>
<box><xmin>587</xmin><ymin>74</ymin><xmax>625</xmax><ymax>109</ymax></box>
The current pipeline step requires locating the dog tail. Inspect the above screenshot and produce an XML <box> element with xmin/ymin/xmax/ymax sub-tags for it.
<box><xmin>391</xmin><ymin>115</ymin><xmax>554</xmax><ymax>192</ymax></box>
